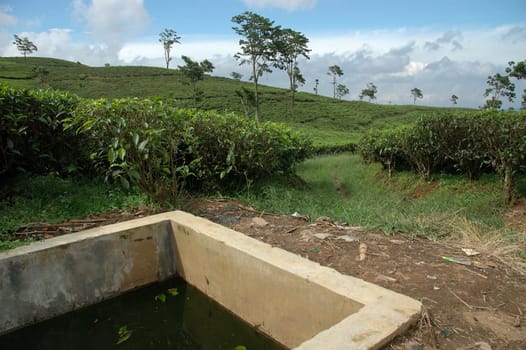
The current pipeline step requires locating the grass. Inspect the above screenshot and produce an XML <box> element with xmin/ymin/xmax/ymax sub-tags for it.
<box><xmin>238</xmin><ymin>154</ymin><xmax>508</xmax><ymax>238</ymax></box>
<box><xmin>0</xmin><ymin>174</ymin><xmax>148</xmax><ymax>250</ymax></box>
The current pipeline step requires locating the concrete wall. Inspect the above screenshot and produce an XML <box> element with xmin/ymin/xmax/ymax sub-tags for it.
<box><xmin>0</xmin><ymin>217</ymin><xmax>176</xmax><ymax>334</ymax></box>
<box><xmin>0</xmin><ymin>211</ymin><xmax>421</xmax><ymax>349</ymax></box>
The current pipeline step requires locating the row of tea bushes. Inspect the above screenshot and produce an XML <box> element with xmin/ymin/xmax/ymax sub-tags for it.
<box><xmin>0</xmin><ymin>84</ymin><xmax>311</xmax><ymax>203</ymax></box>
<box><xmin>358</xmin><ymin>111</ymin><xmax>526</xmax><ymax>202</ymax></box>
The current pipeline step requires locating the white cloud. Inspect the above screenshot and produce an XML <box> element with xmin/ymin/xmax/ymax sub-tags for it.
<box><xmin>241</xmin><ymin>0</ymin><xmax>316</xmax><ymax>11</ymax></box>
<box><xmin>0</xmin><ymin>5</ymin><xmax>17</xmax><ymax>26</ymax></box>
<box><xmin>73</xmin><ymin>0</ymin><xmax>149</xmax><ymax>46</ymax></box>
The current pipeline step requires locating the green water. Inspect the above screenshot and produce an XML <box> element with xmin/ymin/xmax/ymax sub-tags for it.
<box><xmin>0</xmin><ymin>277</ymin><xmax>287</xmax><ymax>350</ymax></box>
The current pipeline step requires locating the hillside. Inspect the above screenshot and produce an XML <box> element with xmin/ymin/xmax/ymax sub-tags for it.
<box><xmin>0</xmin><ymin>57</ymin><xmax>474</xmax><ymax>146</ymax></box>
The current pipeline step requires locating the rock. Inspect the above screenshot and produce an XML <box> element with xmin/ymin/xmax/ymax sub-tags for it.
<box><xmin>313</xmin><ymin>233</ymin><xmax>332</xmax><ymax>240</ymax></box>
<box><xmin>216</xmin><ymin>215</ymin><xmax>240</xmax><ymax>225</ymax></box>
<box><xmin>251</xmin><ymin>217</ymin><xmax>268</xmax><ymax>227</ymax></box>
<box><xmin>335</xmin><ymin>234</ymin><xmax>357</xmax><ymax>242</ymax></box>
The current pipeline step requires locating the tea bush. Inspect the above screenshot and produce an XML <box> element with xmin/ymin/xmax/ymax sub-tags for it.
<box><xmin>0</xmin><ymin>84</ymin><xmax>84</xmax><ymax>180</ymax></box>
<box><xmin>358</xmin><ymin>110</ymin><xmax>526</xmax><ymax>201</ymax></box>
<box><xmin>68</xmin><ymin>97</ymin><xmax>311</xmax><ymax>203</ymax></box>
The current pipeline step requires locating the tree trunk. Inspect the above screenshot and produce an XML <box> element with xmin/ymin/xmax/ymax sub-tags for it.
<box><xmin>503</xmin><ymin>163</ymin><xmax>514</xmax><ymax>204</ymax></box>
<box><xmin>252</xmin><ymin>62</ymin><xmax>260</xmax><ymax>119</ymax></box>
<box><xmin>289</xmin><ymin>71</ymin><xmax>295</xmax><ymax>111</ymax></box>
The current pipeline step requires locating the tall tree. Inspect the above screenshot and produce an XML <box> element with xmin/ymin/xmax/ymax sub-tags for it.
<box><xmin>328</xmin><ymin>65</ymin><xmax>344</xmax><ymax>98</ymax></box>
<box><xmin>159</xmin><ymin>28</ymin><xmax>181</xmax><ymax>69</ymax></box>
<box><xmin>359</xmin><ymin>82</ymin><xmax>377</xmax><ymax>102</ymax></box>
<box><xmin>272</xmin><ymin>28</ymin><xmax>311</xmax><ymax>109</ymax></box>
<box><xmin>178</xmin><ymin>55</ymin><xmax>214</xmax><ymax>106</ymax></box>
<box><xmin>232</xmin><ymin>11</ymin><xmax>277</xmax><ymax>118</ymax></box>
<box><xmin>313</xmin><ymin>79</ymin><xmax>319</xmax><ymax>95</ymax></box>
<box><xmin>506</xmin><ymin>60</ymin><xmax>526</xmax><ymax>109</ymax></box>
<box><xmin>336</xmin><ymin>84</ymin><xmax>349</xmax><ymax>99</ymax></box>
<box><xmin>12</xmin><ymin>34</ymin><xmax>37</xmax><ymax>60</ymax></box>
<box><xmin>411</xmin><ymin>88</ymin><xmax>423</xmax><ymax>104</ymax></box>
<box><xmin>450</xmin><ymin>94</ymin><xmax>459</xmax><ymax>105</ymax></box>
<box><xmin>483</xmin><ymin>73</ymin><xmax>515</xmax><ymax>110</ymax></box>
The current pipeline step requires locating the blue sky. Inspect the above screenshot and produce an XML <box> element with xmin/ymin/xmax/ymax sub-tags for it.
<box><xmin>1</xmin><ymin>0</ymin><xmax>525</xmax><ymax>107</ymax></box>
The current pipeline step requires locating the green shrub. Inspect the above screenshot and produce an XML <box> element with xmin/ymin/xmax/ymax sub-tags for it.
<box><xmin>187</xmin><ymin>111</ymin><xmax>312</xmax><ymax>189</ymax></box>
<box><xmin>68</xmin><ymin>97</ymin><xmax>311</xmax><ymax>203</ymax></box>
<box><xmin>477</xmin><ymin>110</ymin><xmax>526</xmax><ymax>202</ymax></box>
<box><xmin>357</xmin><ymin>127</ymin><xmax>409</xmax><ymax>177</ymax></box>
<box><xmin>0</xmin><ymin>84</ymin><xmax>83</xmax><ymax>180</ymax></box>
<box><xmin>357</xmin><ymin>110</ymin><xmax>526</xmax><ymax>201</ymax></box>
<box><xmin>68</xmin><ymin>97</ymin><xmax>196</xmax><ymax>204</ymax></box>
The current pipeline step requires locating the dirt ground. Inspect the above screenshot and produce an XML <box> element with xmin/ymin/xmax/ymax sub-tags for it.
<box><xmin>12</xmin><ymin>198</ymin><xmax>526</xmax><ymax>350</ymax></box>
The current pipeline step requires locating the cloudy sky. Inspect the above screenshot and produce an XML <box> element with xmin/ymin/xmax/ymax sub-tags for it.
<box><xmin>1</xmin><ymin>0</ymin><xmax>525</xmax><ymax>108</ymax></box>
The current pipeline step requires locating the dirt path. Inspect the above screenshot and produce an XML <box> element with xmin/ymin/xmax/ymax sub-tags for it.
<box><xmin>9</xmin><ymin>199</ymin><xmax>526</xmax><ymax>349</ymax></box>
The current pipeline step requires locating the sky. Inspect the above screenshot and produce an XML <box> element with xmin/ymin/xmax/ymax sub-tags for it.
<box><xmin>1</xmin><ymin>0</ymin><xmax>525</xmax><ymax>108</ymax></box>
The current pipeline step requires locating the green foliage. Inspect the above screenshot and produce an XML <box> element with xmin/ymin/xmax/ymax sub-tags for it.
<box><xmin>358</xmin><ymin>111</ymin><xmax>526</xmax><ymax>201</ymax></box>
<box><xmin>178</xmin><ymin>55</ymin><xmax>215</xmax><ymax>107</ymax></box>
<box><xmin>67</xmin><ymin>97</ymin><xmax>311</xmax><ymax>202</ymax></box>
<box><xmin>272</xmin><ymin>27</ymin><xmax>311</xmax><ymax>109</ymax></box>
<box><xmin>13</xmin><ymin>34</ymin><xmax>37</xmax><ymax>59</ymax></box>
<box><xmin>411</xmin><ymin>88</ymin><xmax>423</xmax><ymax>104</ymax></box>
<box><xmin>477</xmin><ymin>111</ymin><xmax>526</xmax><ymax>202</ymax></box>
<box><xmin>359</xmin><ymin>82</ymin><xmax>377</xmax><ymax>102</ymax></box>
<box><xmin>0</xmin><ymin>84</ymin><xmax>85</xmax><ymax>180</ymax></box>
<box><xmin>186</xmin><ymin>111</ymin><xmax>312</xmax><ymax>190</ymax></box>
<box><xmin>68</xmin><ymin>97</ymin><xmax>195</xmax><ymax>204</ymax></box>
<box><xmin>358</xmin><ymin>127</ymin><xmax>409</xmax><ymax>177</ymax></box>
<box><xmin>232</xmin><ymin>11</ymin><xmax>277</xmax><ymax>117</ymax></box>
<box><xmin>484</xmin><ymin>73</ymin><xmax>515</xmax><ymax>110</ymax></box>
<box><xmin>116</xmin><ymin>325</ymin><xmax>132</xmax><ymax>344</ymax></box>
<box><xmin>328</xmin><ymin>65</ymin><xmax>343</xmax><ymax>98</ymax></box>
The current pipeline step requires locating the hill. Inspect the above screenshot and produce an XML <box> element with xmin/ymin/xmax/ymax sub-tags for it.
<box><xmin>0</xmin><ymin>57</ymin><xmax>474</xmax><ymax>146</ymax></box>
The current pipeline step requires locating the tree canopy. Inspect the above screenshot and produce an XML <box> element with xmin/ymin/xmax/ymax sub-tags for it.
<box><xmin>13</xmin><ymin>35</ymin><xmax>37</xmax><ymax>59</ymax></box>
<box><xmin>272</xmin><ymin>27</ymin><xmax>311</xmax><ymax>109</ymax></box>
<box><xmin>359</xmin><ymin>82</ymin><xmax>377</xmax><ymax>102</ymax></box>
<box><xmin>232</xmin><ymin>11</ymin><xmax>277</xmax><ymax>118</ymax></box>
<box><xmin>411</xmin><ymin>88</ymin><xmax>423</xmax><ymax>104</ymax></box>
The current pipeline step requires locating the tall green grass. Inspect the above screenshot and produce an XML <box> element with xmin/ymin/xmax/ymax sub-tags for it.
<box><xmin>239</xmin><ymin>153</ymin><xmax>507</xmax><ymax>238</ymax></box>
<box><xmin>0</xmin><ymin>174</ymin><xmax>148</xmax><ymax>250</ymax></box>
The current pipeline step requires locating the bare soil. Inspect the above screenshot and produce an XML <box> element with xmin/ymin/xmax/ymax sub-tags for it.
<box><xmin>10</xmin><ymin>199</ymin><xmax>526</xmax><ymax>349</ymax></box>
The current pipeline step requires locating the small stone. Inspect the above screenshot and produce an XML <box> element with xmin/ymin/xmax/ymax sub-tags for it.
<box><xmin>313</xmin><ymin>233</ymin><xmax>332</xmax><ymax>240</ymax></box>
<box><xmin>216</xmin><ymin>216</ymin><xmax>240</xmax><ymax>225</ymax></box>
<box><xmin>335</xmin><ymin>234</ymin><xmax>357</xmax><ymax>242</ymax></box>
<box><xmin>251</xmin><ymin>217</ymin><xmax>268</xmax><ymax>227</ymax></box>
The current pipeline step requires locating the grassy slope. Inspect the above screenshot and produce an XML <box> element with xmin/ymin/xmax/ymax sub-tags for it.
<box><xmin>0</xmin><ymin>57</ymin><xmax>473</xmax><ymax>145</ymax></box>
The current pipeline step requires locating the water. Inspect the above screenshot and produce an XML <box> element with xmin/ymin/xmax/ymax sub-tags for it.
<box><xmin>0</xmin><ymin>277</ymin><xmax>287</xmax><ymax>350</ymax></box>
